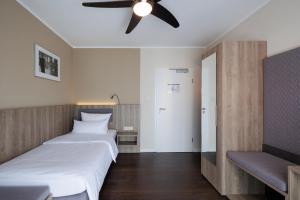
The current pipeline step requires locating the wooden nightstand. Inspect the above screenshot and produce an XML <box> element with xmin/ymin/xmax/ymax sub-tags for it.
<box><xmin>117</xmin><ymin>131</ymin><xmax>139</xmax><ymax>153</ymax></box>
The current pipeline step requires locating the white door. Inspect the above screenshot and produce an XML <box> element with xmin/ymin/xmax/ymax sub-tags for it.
<box><xmin>155</xmin><ymin>68</ymin><xmax>194</xmax><ymax>152</ymax></box>
<box><xmin>201</xmin><ymin>53</ymin><xmax>217</xmax><ymax>152</ymax></box>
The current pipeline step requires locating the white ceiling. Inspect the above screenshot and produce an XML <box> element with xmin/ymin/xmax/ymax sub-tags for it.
<box><xmin>17</xmin><ymin>0</ymin><xmax>270</xmax><ymax>48</ymax></box>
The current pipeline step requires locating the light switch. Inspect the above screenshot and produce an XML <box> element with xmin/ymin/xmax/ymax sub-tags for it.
<box><xmin>123</xmin><ymin>126</ymin><xmax>134</xmax><ymax>131</ymax></box>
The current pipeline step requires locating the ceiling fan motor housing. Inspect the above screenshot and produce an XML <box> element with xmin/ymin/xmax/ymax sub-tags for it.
<box><xmin>82</xmin><ymin>0</ymin><xmax>179</xmax><ymax>34</ymax></box>
<box><xmin>133</xmin><ymin>0</ymin><xmax>154</xmax><ymax>6</ymax></box>
<box><xmin>133</xmin><ymin>0</ymin><xmax>154</xmax><ymax>17</ymax></box>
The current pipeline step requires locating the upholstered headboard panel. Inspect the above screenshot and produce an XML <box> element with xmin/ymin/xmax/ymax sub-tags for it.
<box><xmin>75</xmin><ymin>108</ymin><xmax>113</xmax><ymax>122</ymax></box>
<box><xmin>74</xmin><ymin>105</ymin><xmax>116</xmax><ymax>129</ymax></box>
<box><xmin>263</xmin><ymin>47</ymin><xmax>300</xmax><ymax>161</ymax></box>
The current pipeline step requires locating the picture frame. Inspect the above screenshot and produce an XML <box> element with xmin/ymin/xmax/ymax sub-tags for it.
<box><xmin>35</xmin><ymin>44</ymin><xmax>60</xmax><ymax>81</ymax></box>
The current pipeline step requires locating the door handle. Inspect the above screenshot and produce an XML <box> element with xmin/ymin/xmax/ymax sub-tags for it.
<box><xmin>202</xmin><ymin>108</ymin><xmax>206</xmax><ymax>113</ymax></box>
<box><xmin>159</xmin><ymin>108</ymin><xmax>166</xmax><ymax>111</ymax></box>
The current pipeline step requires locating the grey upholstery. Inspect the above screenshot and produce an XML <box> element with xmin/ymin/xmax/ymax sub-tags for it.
<box><xmin>0</xmin><ymin>186</ymin><xmax>50</xmax><ymax>200</ymax></box>
<box><xmin>227</xmin><ymin>152</ymin><xmax>297</xmax><ymax>192</ymax></box>
<box><xmin>264</xmin><ymin>47</ymin><xmax>300</xmax><ymax>156</ymax></box>
<box><xmin>75</xmin><ymin>108</ymin><xmax>113</xmax><ymax>122</ymax></box>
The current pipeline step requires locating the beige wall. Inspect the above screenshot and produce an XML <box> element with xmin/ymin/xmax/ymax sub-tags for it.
<box><xmin>0</xmin><ymin>1</ymin><xmax>139</xmax><ymax>108</ymax></box>
<box><xmin>213</xmin><ymin>0</ymin><xmax>300</xmax><ymax>56</ymax></box>
<box><xmin>0</xmin><ymin>0</ymin><xmax>73</xmax><ymax>109</ymax></box>
<box><xmin>73</xmin><ymin>48</ymin><xmax>140</xmax><ymax>104</ymax></box>
<box><xmin>140</xmin><ymin>48</ymin><xmax>203</xmax><ymax>152</ymax></box>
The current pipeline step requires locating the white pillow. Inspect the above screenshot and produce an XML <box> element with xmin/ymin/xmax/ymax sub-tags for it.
<box><xmin>81</xmin><ymin>112</ymin><xmax>112</xmax><ymax>122</ymax></box>
<box><xmin>72</xmin><ymin>120</ymin><xmax>108</xmax><ymax>134</ymax></box>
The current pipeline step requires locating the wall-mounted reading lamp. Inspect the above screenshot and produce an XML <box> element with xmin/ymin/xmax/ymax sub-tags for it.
<box><xmin>110</xmin><ymin>93</ymin><xmax>120</xmax><ymax>105</ymax></box>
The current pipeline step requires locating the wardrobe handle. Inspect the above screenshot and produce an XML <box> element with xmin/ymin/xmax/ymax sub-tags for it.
<box><xmin>215</xmin><ymin>105</ymin><xmax>217</xmax><ymax>127</ymax></box>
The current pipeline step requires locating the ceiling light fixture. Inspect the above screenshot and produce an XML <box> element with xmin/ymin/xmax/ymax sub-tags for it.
<box><xmin>133</xmin><ymin>0</ymin><xmax>153</xmax><ymax>17</ymax></box>
<box><xmin>82</xmin><ymin>0</ymin><xmax>180</xmax><ymax>34</ymax></box>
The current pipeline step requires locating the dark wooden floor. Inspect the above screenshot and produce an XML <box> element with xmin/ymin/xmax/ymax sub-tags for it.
<box><xmin>100</xmin><ymin>153</ymin><xmax>227</xmax><ymax>200</ymax></box>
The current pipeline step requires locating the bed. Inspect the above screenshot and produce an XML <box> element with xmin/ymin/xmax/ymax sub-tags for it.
<box><xmin>0</xmin><ymin>130</ymin><xmax>118</xmax><ymax>200</ymax></box>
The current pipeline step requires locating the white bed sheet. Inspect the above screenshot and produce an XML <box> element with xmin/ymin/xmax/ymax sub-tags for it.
<box><xmin>44</xmin><ymin>132</ymin><xmax>118</xmax><ymax>162</ymax></box>
<box><xmin>0</xmin><ymin>134</ymin><xmax>118</xmax><ymax>200</ymax></box>
<box><xmin>108</xmin><ymin>129</ymin><xmax>117</xmax><ymax>139</ymax></box>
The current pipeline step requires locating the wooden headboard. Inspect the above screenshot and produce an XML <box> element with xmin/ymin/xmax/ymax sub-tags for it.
<box><xmin>0</xmin><ymin>105</ymin><xmax>74</xmax><ymax>164</ymax></box>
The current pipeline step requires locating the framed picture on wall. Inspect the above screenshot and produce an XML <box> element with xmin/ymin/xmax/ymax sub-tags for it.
<box><xmin>34</xmin><ymin>44</ymin><xmax>60</xmax><ymax>81</ymax></box>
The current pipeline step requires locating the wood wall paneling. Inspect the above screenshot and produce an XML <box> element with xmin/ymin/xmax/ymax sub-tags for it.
<box><xmin>115</xmin><ymin>104</ymin><xmax>140</xmax><ymax>153</ymax></box>
<box><xmin>115</xmin><ymin>105</ymin><xmax>140</xmax><ymax>132</ymax></box>
<box><xmin>0</xmin><ymin>105</ymin><xmax>74</xmax><ymax>164</ymax></box>
<box><xmin>0</xmin><ymin>104</ymin><xmax>140</xmax><ymax>164</ymax></box>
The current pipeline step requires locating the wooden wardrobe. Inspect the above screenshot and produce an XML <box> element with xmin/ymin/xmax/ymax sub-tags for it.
<box><xmin>201</xmin><ymin>41</ymin><xmax>267</xmax><ymax>197</ymax></box>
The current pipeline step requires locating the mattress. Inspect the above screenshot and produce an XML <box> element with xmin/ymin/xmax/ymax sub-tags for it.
<box><xmin>0</xmin><ymin>134</ymin><xmax>118</xmax><ymax>200</ymax></box>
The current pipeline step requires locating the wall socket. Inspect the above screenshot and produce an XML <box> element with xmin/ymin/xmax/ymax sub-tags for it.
<box><xmin>123</xmin><ymin>126</ymin><xmax>134</xmax><ymax>131</ymax></box>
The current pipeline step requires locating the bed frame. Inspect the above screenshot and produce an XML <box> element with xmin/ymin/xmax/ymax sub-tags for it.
<box><xmin>0</xmin><ymin>104</ymin><xmax>140</xmax><ymax>199</ymax></box>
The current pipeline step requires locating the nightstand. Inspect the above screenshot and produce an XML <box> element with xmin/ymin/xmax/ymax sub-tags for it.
<box><xmin>117</xmin><ymin>131</ymin><xmax>139</xmax><ymax>153</ymax></box>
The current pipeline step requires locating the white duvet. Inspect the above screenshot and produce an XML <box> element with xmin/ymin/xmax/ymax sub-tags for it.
<box><xmin>0</xmin><ymin>133</ymin><xmax>118</xmax><ymax>200</ymax></box>
<box><xmin>44</xmin><ymin>133</ymin><xmax>118</xmax><ymax>162</ymax></box>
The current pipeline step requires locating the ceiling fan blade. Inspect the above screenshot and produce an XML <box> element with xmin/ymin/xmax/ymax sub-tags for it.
<box><xmin>82</xmin><ymin>1</ymin><xmax>132</xmax><ymax>8</ymax></box>
<box><xmin>126</xmin><ymin>13</ymin><xmax>142</xmax><ymax>34</ymax></box>
<box><xmin>151</xmin><ymin>3</ymin><xmax>179</xmax><ymax>28</ymax></box>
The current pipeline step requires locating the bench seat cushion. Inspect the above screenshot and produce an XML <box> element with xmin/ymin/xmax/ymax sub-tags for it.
<box><xmin>227</xmin><ymin>152</ymin><xmax>296</xmax><ymax>192</ymax></box>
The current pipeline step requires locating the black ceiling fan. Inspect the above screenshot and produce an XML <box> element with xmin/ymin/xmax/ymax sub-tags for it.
<box><xmin>82</xmin><ymin>0</ymin><xmax>180</xmax><ymax>34</ymax></box>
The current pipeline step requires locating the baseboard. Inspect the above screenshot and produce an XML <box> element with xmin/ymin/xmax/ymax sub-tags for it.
<box><xmin>140</xmin><ymin>148</ymin><xmax>202</xmax><ymax>153</ymax></box>
<box><xmin>227</xmin><ymin>194</ymin><xmax>267</xmax><ymax>200</ymax></box>
<box><xmin>140</xmin><ymin>149</ymin><xmax>156</xmax><ymax>152</ymax></box>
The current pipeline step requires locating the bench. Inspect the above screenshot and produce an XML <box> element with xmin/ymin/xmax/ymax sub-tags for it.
<box><xmin>225</xmin><ymin>47</ymin><xmax>300</xmax><ymax>200</ymax></box>
<box><xmin>227</xmin><ymin>151</ymin><xmax>297</xmax><ymax>198</ymax></box>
